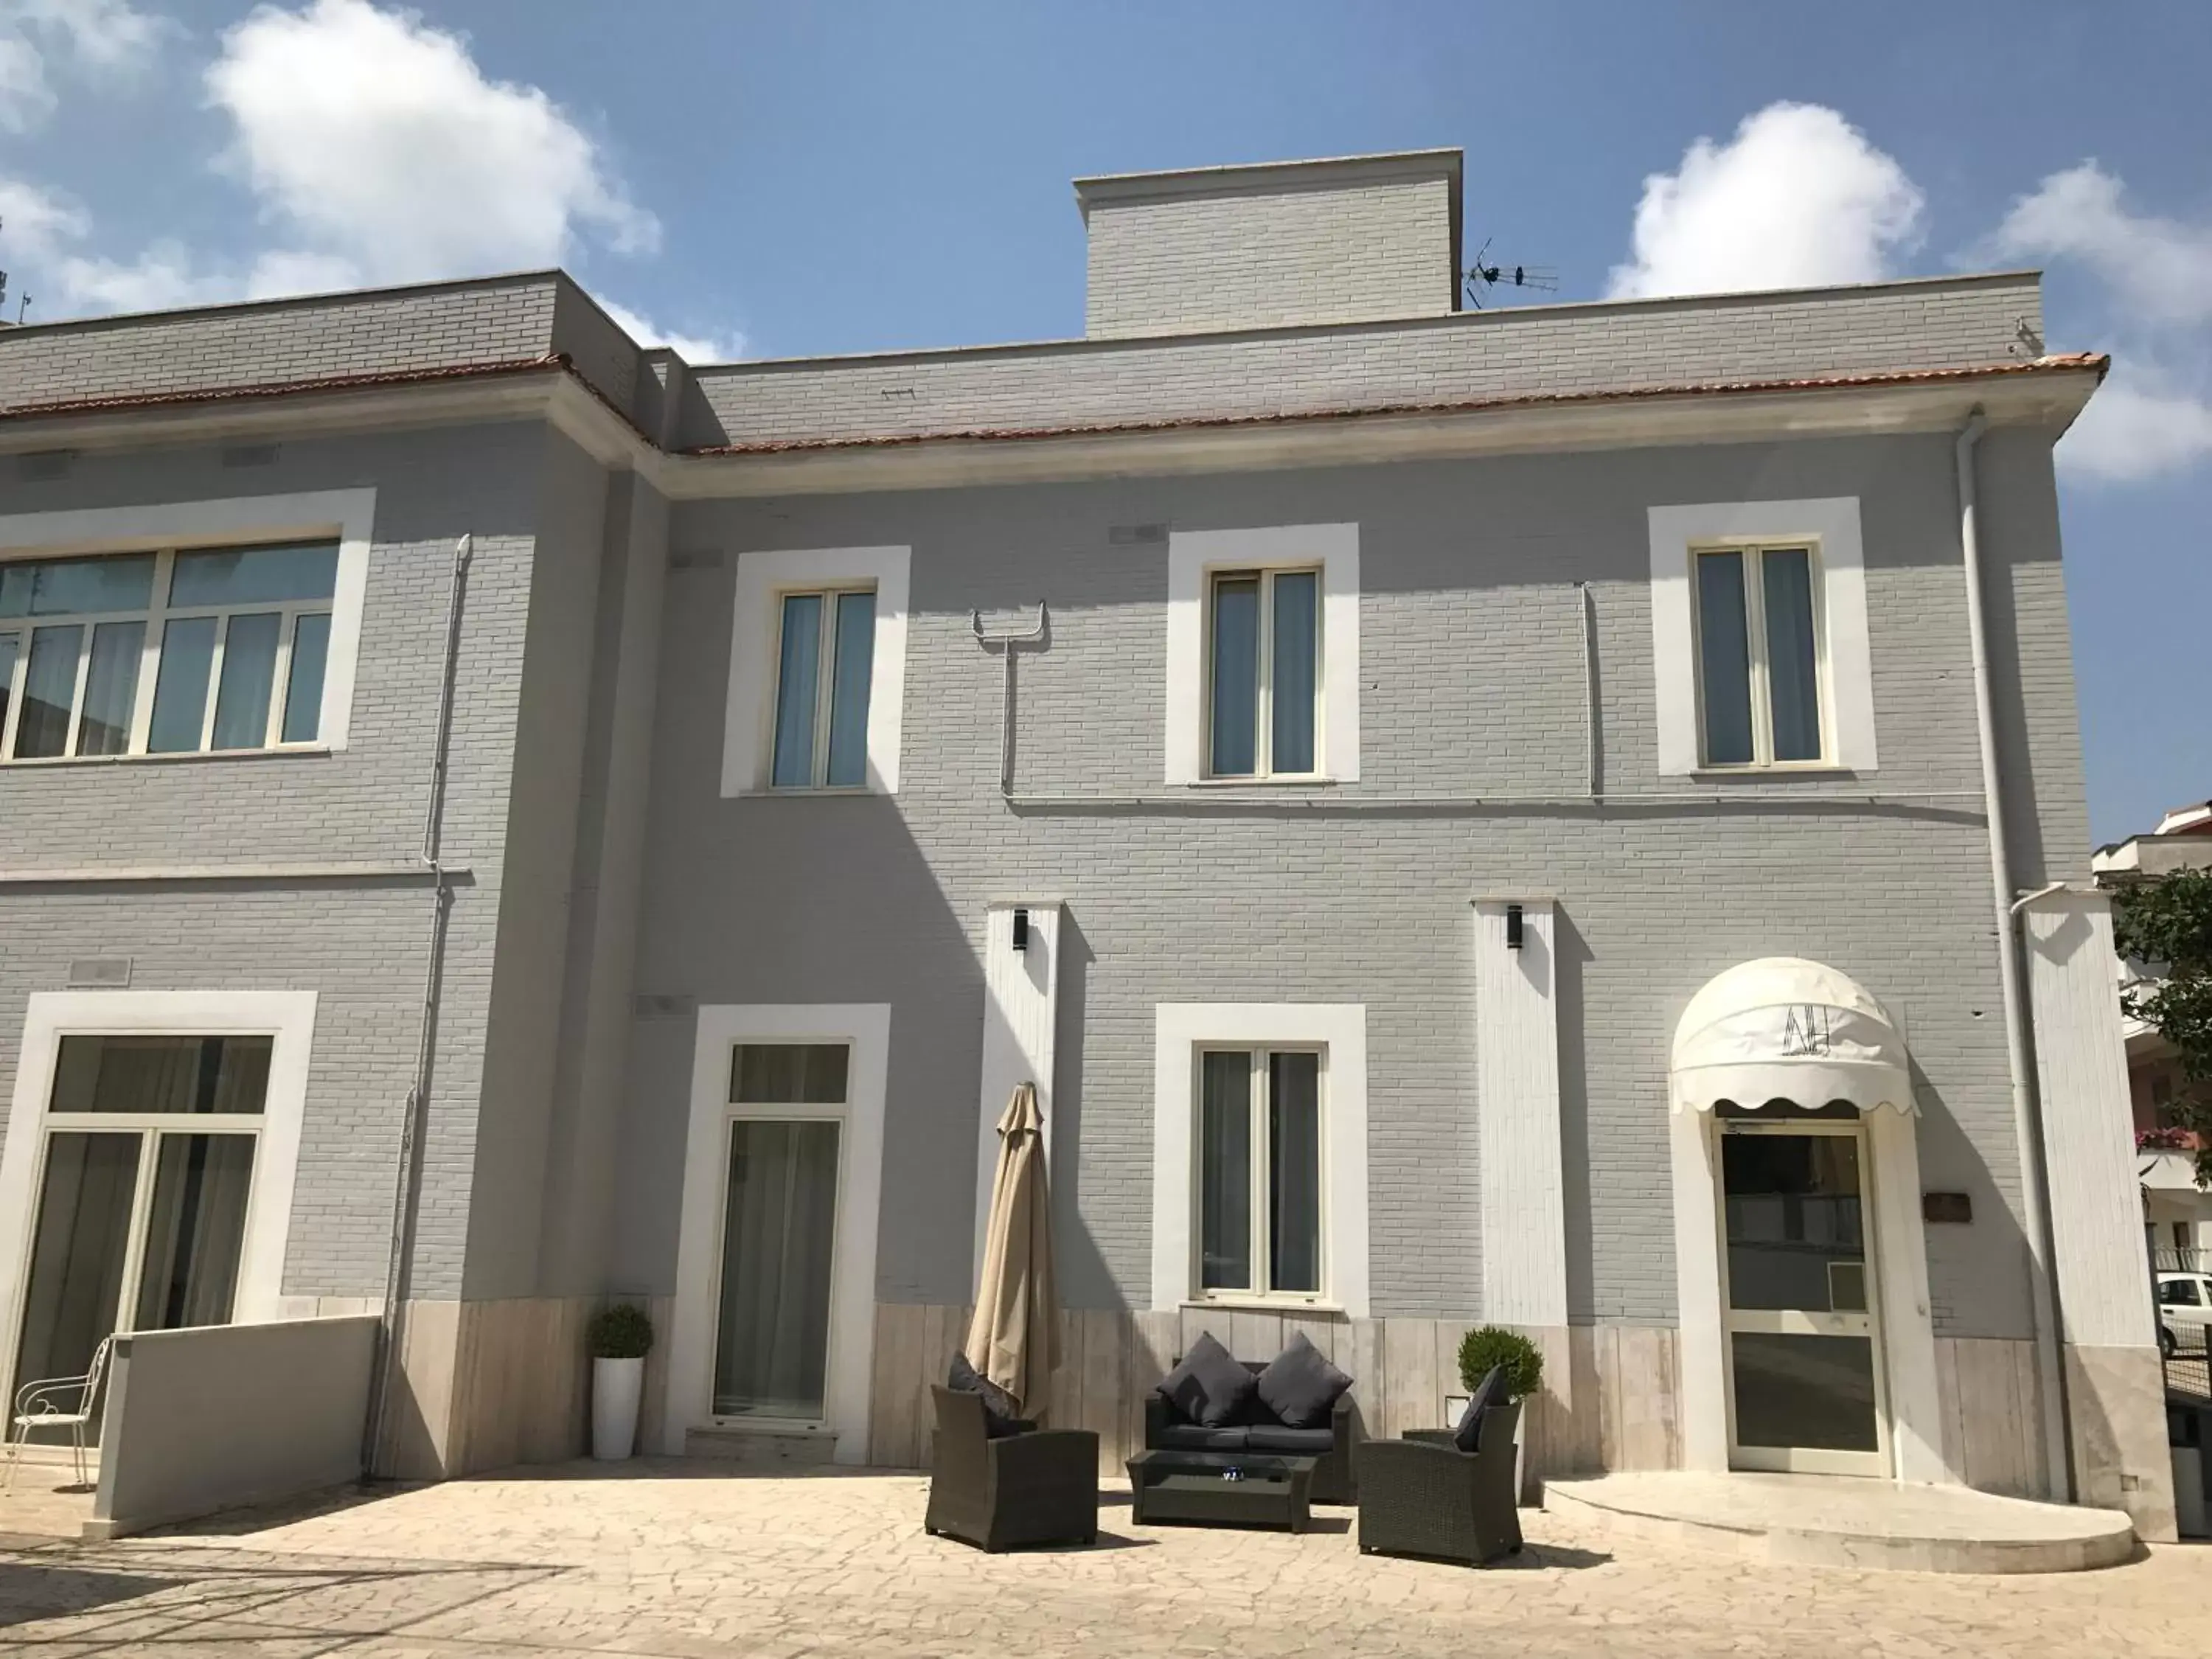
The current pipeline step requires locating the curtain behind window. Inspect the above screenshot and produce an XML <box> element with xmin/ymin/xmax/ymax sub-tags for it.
<box><xmin>713</xmin><ymin>1119</ymin><xmax>841</xmax><ymax>1419</ymax></box>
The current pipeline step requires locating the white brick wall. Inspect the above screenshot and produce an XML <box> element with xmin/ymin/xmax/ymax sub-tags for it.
<box><xmin>625</xmin><ymin>425</ymin><xmax>2084</xmax><ymax>1344</ymax></box>
<box><xmin>690</xmin><ymin>276</ymin><xmax>2044</xmax><ymax>448</ymax></box>
<box><xmin>1083</xmin><ymin>173</ymin><xmax>1456</xmax><ymax>337</ymax></box>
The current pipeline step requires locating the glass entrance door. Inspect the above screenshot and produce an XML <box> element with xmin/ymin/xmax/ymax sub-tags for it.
<box><xmin>711</xmin><ymin>1041</ymin><xmax>851</xmax><ymax>1425</ymax></box>
<box><xmin>1720</xmin><ymin>1120</ymin><xmax>1887</xmax><ymax>1475</ymax></box>
<box><xmin>9</xmin><ymin>1034</ymin><xmax>268</xmax><ymax>1413</ymax></box>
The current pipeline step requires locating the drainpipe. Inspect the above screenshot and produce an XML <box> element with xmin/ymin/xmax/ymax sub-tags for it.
<box><xmin>1955</xmin><ymin>414</ymin><xmax>2073</xmax><ymax>1500</ymax></box>
<box><xmin>362</xmin><ymin>533</ymin><xmax>472</xmax><ymax>1478</ymax></box>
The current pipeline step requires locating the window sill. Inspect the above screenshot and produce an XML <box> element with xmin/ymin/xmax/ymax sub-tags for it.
<box><xmin>1187</xmin><ymin>775</ymin><xmax>1339</xmax><ymax>790</ymax></box>
<box><xmin>1686</xmin><ymin>765</ymin><xmax>1860</xmax><ymax>781</ymax></box>
<box><xmin>1182</xmin><ymin>1296</ymin><xmax>1346</xmax><ymax>1318</ymax></box>
<box><xmin>1</xmin><ymin>745</ymin><xmax>334</xmax><ymax>770</ymax></box>
<box><xmin>733</xmin><ymin>785</ymin><xmax>883</xmax><ymax>799</ymax></box>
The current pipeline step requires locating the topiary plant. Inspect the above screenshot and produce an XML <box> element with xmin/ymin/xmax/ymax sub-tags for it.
<box><xmin>588</xmin><ymin>1302</ymin><xmax>654</xmax><ymax>1360</ymax></box>
<box><xmin>1457</xmin><ymin>1325</ymin><xmax>1543</xmax><ymax>1402</ymax></box>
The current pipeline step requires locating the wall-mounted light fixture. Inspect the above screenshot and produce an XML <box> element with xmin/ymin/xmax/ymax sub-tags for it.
<box><xmin>1012</xmin><ymin>908</ymin><xmax>1030</xmax><ymax>952</ymax></box>
<box><xmin>1505</xmin><ymin>903</ymin><xmax>1524</xmax><ymax>950</ymax></box>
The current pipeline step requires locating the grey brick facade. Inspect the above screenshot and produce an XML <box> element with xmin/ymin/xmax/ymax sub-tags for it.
<box><xmin>1077</xmin><ymin>152</ymin><xmax>1462</xmax><ymax>338</ymax></box>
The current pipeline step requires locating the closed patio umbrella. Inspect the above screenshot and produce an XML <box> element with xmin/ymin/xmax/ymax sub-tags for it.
<box><xmin>965</xmin><ymin>1081</ymin><xmax>1060</xmax><ymax>1418</ymax></box>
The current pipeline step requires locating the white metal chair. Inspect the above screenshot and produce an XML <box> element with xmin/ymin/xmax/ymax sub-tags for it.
<box><xmin>5</xmin><ymin>1335</ymin><xmax>113</xmax><ymax>1493</ymax></box>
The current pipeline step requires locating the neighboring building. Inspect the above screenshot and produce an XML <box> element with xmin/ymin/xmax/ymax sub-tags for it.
<box><xmin>2095</xmin><ymin>799</ymin><xmax>2212</xmax><ymax>1267</ymax></box>
<box><xmin>0</xmin><ymin>150</ymin><xmax>2174</xmax><ymax>1536</ymax></box>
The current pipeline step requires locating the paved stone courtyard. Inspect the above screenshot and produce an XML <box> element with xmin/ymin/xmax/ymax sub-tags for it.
<box><xmin>0</xmin><ymin>1459</ymin><xmax>2205</xmax><ymax>1658</ymax></box>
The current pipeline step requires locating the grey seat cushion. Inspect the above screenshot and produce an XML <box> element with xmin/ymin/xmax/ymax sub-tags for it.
<box><xmin>1155</xmin><ymin>1424</ymin><xmax>1251</xmax><ymax>1451</ymax></box>
<box><xmin>1455</xmin><ymin>1364</ymin><xmax>1507</xmax><ymax>1454</ymax></box>
<box><xmin>1245</xmin><ymin>1425</ymin><xmax>1335</xmax><ymax>1454</ymax></box>
<box><xmin>948</xmin><ymin>1352</ymin><xmax>1024</xmax><ymax>1439</ymax></box>
<box><xmin>1158</xmin><ymin>1330</ymin><xmax>1258</xmax><ymax>1427</ymax></box>
<box><xmin>1254</xmin><ymin>1331</ymin><xmax>1353</xmax><ymax>1429</ymax></box>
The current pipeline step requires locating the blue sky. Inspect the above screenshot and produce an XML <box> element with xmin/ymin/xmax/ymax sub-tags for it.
<box><xmin>3</xmin><ymin>1</ymin><xmax>2208</xmax><ymax>845</ymax></box>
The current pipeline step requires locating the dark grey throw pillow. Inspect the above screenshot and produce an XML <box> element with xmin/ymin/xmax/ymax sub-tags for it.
<box><xmin>949</xmin><ymin>1352</ymin><xmax>1024</xmax><ymax>1438</ymax></box>
<box><xmin>1158</xmin><ymin>1330</ymin><xmax>1257</xmax><ymax>1428</ymax></box>
<box><xmin>1454</xmin><ymin>1364</ymin><xmax>1507</xmax><ymax>1454</ymax></box>
<box><xmin>1255</xmin><ymin>1331</ymin><xmax>1352</xmax><ymax>1429</ymax></box>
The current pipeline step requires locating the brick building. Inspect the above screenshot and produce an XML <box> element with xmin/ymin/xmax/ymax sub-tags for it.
<box><xmin>0</xmin><ymin>150</ymin><xmax>2173</xmax><ymax>1537</ymax></box>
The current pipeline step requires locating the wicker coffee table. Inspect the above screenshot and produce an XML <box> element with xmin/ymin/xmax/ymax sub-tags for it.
<box><xmin>1125</xmin><ymin>1450</ymin><xmax>1315</xmax><ymax>1531</ymax></box>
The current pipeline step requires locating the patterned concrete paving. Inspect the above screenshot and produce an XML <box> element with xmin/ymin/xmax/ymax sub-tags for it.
<box><xmin>0</xmin><ymin>1458</ymin><xmax>2205</xmax><ymax>1658</ymax></box>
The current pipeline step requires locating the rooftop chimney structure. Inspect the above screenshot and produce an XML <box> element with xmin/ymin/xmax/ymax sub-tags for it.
<box><xmin>1072</xmin><ymin>149</ymin><xmax>1464</xmax><ymax>339</ymax></box>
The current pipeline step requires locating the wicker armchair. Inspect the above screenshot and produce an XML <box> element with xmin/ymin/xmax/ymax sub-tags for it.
<box><xmin>1354</xmin><ymin>1401</ymin><xmax>1523</xmax><ymax>1566</ymax></box>
<box><xmin>923</xmin><ymin>1385</ymin><xmax>1099</xmax><ymax>1551</ymax></box>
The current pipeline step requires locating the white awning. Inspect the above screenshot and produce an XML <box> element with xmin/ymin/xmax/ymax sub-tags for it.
<box><xmin>1672</xmin><ymin>957</ymin><xmax>1916</xmax><ymax>1116</ymax></box>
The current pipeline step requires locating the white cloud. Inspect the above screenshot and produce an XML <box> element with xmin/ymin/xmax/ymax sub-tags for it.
<box><xmin>0</xmin><ymin>0</ymin><xmax>165</xmax><ymax>131</ymax></box>
<box><xmin>594</xmin><ymin>297</ymin><xmax>745</xmax><ymax>364</ymax></box>
<box><xmin>0</xmin><ymin>34</ymin><xmax>54</xmax><ymax>130</ymax></box>
<box><xmin>205</xmin><ymin>0</ymin><xmax>658</xmax><ymax>285</ymax></box>
<box><xmin>1607</xmin><ymin>102</ymin><xmax>1924</xmax><ymax>299</ymax></box>
<box><xmin>1986</xmin><ymin>161</ymin><xmax>2212</xmax><ymax>329</ymax></box>
<box><xmin>0</xmin><ymin>175</ymin><xmax>88</xmax><ymax>260</ymax></box>
<box><xmin>3</xmin><ymin>1</ymin><xmax>738</xmax><ymax>358</ymax></box>
<box><xmin>2058</xmin><ymin>367</ymin><xmax>2212</xmax><ymax>485</ymax></box>
<box><xmin>1980</xmin><ymin>161</ymin><xmax>2212</xmax><ymax>484</ymax></box>
<box><xmin>17</xmin><ymin>0</ymin><xmax>164</xmax><ymax>69</ymax></box>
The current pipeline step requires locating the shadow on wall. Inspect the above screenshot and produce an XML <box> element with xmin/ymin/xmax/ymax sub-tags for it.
<box><xmin>1555</xmin><ymin>910</ymin><xmax>1596</xmax><ymax>1325</ymax></box>
<box><xmin>1051</xmin><ymin>911</ymin><xmax>1121</xmax><ymax>1312</ymax></box>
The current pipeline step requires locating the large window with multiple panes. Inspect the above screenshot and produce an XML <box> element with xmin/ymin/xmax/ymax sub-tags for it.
<box><xmin>769</xmin><ymin>587</ymin><xmax>876</xmax><ymax>789</ymax></box>
<box><xmin>1206</xmin><ymin>567</ymin><xmax>1321</xmax><ymax>779</ymax></box>
<box><xmin>1692</xmin><ymin>543</ymin><xmax>1827</xmax><ymax>768</ymax></box>
<box><xmin>9</xmin><ymin>1034</ymin><xmax>271</xmax><ymax>1411</ymax></box>
<box><xmin>0</xmin><ymin>541</ymin><xmax>338</xmax><ymax>762</ymax></box>
<box><xmin>1196</xmin><ymin>1046</ymin><xmax>1324</xmax><ymax>1300</ymax></box>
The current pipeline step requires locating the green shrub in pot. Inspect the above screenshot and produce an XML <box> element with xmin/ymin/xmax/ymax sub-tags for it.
<box><xmin>1456</xmin><ymin>1325</ymin><xmax>1543</xmax><ymax>1402</ymax></box>
<box><xmin>588</xmin><ymin>1303</ymin><xmax>654</xmax><ymax>1360</ymax></box>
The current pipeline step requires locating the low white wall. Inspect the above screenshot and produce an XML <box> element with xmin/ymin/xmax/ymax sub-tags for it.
<box><xmin>91</xmin><ymin>1315</ymin><xmax>377</xmax><ymax>1539</ymax></box>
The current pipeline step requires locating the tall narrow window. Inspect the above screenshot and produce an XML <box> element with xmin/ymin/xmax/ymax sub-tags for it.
<box><xmin>769</xmin><ymin>587</ymin><xmax>876</xmax><ymax>789</ymax></box>
<box><xmin>1694</xmin><ymin>544</ymin><xmax>1826</xmax><ymax>768</ymax></box>
<box><xmin>0</xmin><ymin>540</ymin><xmax>337</xmax><ymax>760</ymax></box>
<box><xmin>1207</xmin><ymin>567</ymin><xmax>1322</xmax><ymax>778</ymax></box>
<box><xmin>1196</xmin><ymin>1046</ymin><xmax>1325</xmax><ymax>1300</ymax></box>
<box><xmin>713</xmin><ymin>1042</ymin><xmax>848</xmax><ymax>1421</ymax></box>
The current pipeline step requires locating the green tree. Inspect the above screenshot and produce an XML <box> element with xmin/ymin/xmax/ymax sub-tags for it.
<box><xmin>2110</xmin><ymin>866</ymin><xmax>2212</xmax><ymax>1186</ymax></box>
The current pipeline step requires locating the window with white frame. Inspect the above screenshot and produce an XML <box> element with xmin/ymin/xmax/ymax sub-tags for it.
<box><xmin>1164</xmin><ymin>525</ymin><xmax>1359</xmax><ymax>788</ymax></box>
<box><xmin>1196</xmin><ymin>1046</ymin><xmax>1324</xmax><ymax>1299</ymax></box>
<box><xmin>0</xmin><ymin>541</ymin><xmax>338</xmax><ymax>762</ymax></box>
<box><xmin>1206</xmin><ymin>568</ymin><xmax>1321</xmax><ymax>778</ymax></box>
<box><xmin>713</xmin><ymin>1042</ymin><xmax>849</xmax><ymax>1421</ymax></box>
<box><xmin>8</xmin><ymin>1034</ymin><xmax>272</xmax><ymax>1404</ymax></box>
<box><xmin>1649</xmin><ymin>499</ymin><xmax>1875</xmax><ymax>778</ymax></box>
<box><xmin>1692</xmin><ymin>543</ymin><xmax>1827</xmax><ymax>768</ymax></box>
<box><xmin>769</xmin><ymin>587</ymin><xmax>876</xmax><ymax>789</ymax></box>
<box><xmin>722</xmin><ymin>546</ymin><xmax>908</xmax><ymax>798</ymax></box>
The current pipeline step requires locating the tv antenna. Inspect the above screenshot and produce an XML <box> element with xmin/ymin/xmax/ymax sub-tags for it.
<box><xmin>1463</xmin><ymin>237</ymin><xmax>1557</xmax><ymax>309</ymax></box>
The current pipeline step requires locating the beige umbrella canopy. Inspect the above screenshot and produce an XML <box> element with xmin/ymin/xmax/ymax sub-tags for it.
<box><xmin>964</xmin><ymin>1082</ymin><xmax>1060</xmax><ymax>1417</ymax></box>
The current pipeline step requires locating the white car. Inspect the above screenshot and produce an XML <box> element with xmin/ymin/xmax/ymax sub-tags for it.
<box><xmin>2156</xmin><ymin>1272</ymin><xmax>2212</xmax><ymax>1357</ymax></box>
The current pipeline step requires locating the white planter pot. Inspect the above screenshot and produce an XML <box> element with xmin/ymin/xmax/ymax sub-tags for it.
<box><xmin>592</xmin><ymin>1355</ymin><xmax>645</xmax><ymax>1461</ymax></box>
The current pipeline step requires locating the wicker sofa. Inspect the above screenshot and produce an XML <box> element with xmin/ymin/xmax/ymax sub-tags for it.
<box><xmin>1353</xmin><ymin>1401</ymin><xmax>1523</xmax><ymax>1565</ymax></box>
<box><xmin>1144</xmin><ymin>1358</ymin><xmax>1359</xmax><ymax>1505</ymax></box>
<box><xmin>923</xmin><ymin>1385</ymin><xmax>1100</xmax><ymax>1551</ymax></box>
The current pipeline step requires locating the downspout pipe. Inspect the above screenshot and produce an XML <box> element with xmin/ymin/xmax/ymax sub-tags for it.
<box><xmin>363</xmin><ymin>533</ymin><xmax>473</xmax><ymax>1478</ymax></box>
<box><xmin>1955</xmin><ymin>413</ymin><xmax>2073</xmax><ymax>1500</ymax></box>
